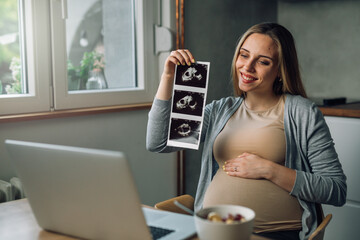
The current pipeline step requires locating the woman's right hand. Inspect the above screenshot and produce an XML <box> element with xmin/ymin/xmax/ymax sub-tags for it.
<box><xmin>163</xmin><ymin>49</ymin><xmax>195</xmax><ymax>77</ymax></box>
<box><xmin>156</xmin><ymin>49</ymin><xmax>195</xmax><ymax>100</ymax></box>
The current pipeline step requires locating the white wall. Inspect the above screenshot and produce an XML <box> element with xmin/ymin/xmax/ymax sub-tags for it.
<box><xmin>0</xmin><ymin>110</ymin><xmax>177</xmax><ymax>206</ymax></box>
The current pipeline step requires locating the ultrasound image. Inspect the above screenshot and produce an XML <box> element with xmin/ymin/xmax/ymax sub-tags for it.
<box><xmin>172</xmin><ymin>90</ymin><xmax>204</xmax><ymax>116</ymax></box>
<box><xmin>175</xmin><ymin>63</ymin><xmax>208</xmax><ymax>88</ymax></box>
<box><xmin>169</xmin><ymin>118</ymin><xmax>201</xmax><ymax>145</ymax></box>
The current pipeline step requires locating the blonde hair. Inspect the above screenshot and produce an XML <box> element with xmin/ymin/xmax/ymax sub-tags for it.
<box><xmin>231</xmin><ymin>22</ymin><xmax>307</xmax><ymax>98</ymax></box>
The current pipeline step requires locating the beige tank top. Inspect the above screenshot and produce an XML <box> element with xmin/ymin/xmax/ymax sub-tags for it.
<box><xmin>203</xmin><ymin>95</ymin><xmax>303</xmax><ymax>233</ymax></box>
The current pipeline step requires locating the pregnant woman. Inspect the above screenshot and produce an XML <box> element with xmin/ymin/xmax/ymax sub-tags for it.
<box><xmin>146</xmin><ymin>22</ymin><xmax>346</xmax><ymax>240</ymax></box>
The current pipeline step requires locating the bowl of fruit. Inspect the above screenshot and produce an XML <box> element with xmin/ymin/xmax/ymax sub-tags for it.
<box><xmin>194</xmin><ymin>205</ymin><xmax>255</xmax><ymax>240</ymax></box>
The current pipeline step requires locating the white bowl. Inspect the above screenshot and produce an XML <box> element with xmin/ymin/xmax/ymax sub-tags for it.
<box><xmin>194</xmin><ymin>205</ymin><xmax>255</xmax><ymax>240</ymax></box>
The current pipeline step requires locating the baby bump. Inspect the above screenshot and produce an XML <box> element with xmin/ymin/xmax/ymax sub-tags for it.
<box><xmin>203</xmin><ymin>170</ymin><xmax>303</xmax><ymax>232</ymax></box>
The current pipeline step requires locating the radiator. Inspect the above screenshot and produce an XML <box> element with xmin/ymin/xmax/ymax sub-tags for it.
<box><xmin>0</xmin><ymin>177</ymin><xmax>26</xmax><ymax>203</ymax></box>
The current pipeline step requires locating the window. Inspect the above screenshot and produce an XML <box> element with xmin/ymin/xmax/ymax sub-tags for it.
<box><xmin>66</xmin><ymin>1</ymin><xmax>136</xmax><ymax>91</ymax></box>
<box><xmin>0</xmin><ymin>0</ymin><xmax>174</xmax><ymax>115</ymax></box>
<box><xmin>0</xmin><ymin>0</ymin><xmax>25</xmax><ymax>95</ymax></box>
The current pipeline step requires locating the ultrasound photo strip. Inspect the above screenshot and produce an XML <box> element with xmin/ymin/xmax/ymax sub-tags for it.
<box><xmin>167</xmin><ymin>61</ymin><xmax>210</xmax><ymax>150</ymax></box>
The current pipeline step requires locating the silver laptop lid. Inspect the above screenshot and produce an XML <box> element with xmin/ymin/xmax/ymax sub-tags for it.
<box><xmin>5</xmin><ymin>139</ymin><xmax>152</xmax><ymax>240</ymax></box>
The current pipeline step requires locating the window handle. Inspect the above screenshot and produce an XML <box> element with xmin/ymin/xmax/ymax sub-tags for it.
<box><xmin>154</xmin><ymin>25</ymin><xmax>174</xmax><ymax>55</ymax></box>
<box><xmin>61</xmin><ymin>0</ymin><xmax>68</xmax><ymax>19</ymax></box>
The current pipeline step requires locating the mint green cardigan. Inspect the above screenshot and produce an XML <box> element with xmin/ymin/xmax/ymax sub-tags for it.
<box><xmin>146</xmin><ymin>94</ymin><xmax>347</xmax><ymax>239</ymax></box>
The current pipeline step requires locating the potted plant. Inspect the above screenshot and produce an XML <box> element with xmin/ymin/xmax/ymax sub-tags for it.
<box><xmin>67</xmin><ymin>51</ymin><xmax>107</xmax><ymax>90</ymax></box>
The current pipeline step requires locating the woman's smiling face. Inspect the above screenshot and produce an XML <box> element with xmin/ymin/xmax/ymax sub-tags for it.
<box><xmin>236</xmin><ymin>33</ymin><xmax>279</xmax><ymax>95</ymax></box>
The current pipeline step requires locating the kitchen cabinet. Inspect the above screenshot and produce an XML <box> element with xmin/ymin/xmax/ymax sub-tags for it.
<box><xmin>322</xmin><ymin>116</ymin><xmax>360</xmax><ymax>240</ymax></box>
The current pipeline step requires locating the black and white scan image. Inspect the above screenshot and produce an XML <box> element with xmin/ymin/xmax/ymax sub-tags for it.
<box><xmin>172</xmin><ymin>90</ymin><xmax>204</xmax><ymax>117</ymax></box>
<box><xmin>169</xmin><ymin>118</ymin><xmax>201</xmax><ymax>145</ymax></box>
<box><xmin>167</xmin><ymin>61</ymin><xmax>209</xmax><ymax>150</ymax></box>
<box><xmin>175</xmin><ymin>63</ymin><xmax>208</xmax><ymax>88</ymax></box>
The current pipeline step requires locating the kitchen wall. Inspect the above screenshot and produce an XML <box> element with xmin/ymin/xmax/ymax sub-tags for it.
<box><xmin>278</xmin><ymin>0</ymin><xmax>360</xmax><ymax>101</ymax></box>
<box><xmin>183</xmin><ymin>0</ymin><xmax>278</xmax><ymax>197</ymax></box>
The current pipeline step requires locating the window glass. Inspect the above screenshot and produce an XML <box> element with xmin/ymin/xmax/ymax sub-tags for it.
<box><xmin>0</xmin><ymin>0</ymin><xmax>26</xmax><ymax>95</ymax></box>
<box><xmin>66</xmin><ymin>0</ymin><xmax>136</xmax><ymax>92</ymax></box>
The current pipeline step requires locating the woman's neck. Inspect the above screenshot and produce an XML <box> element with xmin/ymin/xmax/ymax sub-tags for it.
<box><xmin>244</xmin><ymin>92</ymin><xmax>282</xmax><ymax>111</ymax></box>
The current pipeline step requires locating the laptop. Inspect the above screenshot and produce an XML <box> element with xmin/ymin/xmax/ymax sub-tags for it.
<box><xmin>5</xmin><ymin>139</ymin><xmax>196</xmax><ymax>240</ymax></box>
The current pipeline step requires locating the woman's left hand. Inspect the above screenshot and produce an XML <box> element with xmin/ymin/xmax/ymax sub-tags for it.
<box><xmin>223</xmin><ymin>152</ymin><xmax>272</xmax><ymax>179</ymax></box>
<box><xmin>223</xmin><ymin>152</ymin><xmax>297</xmax><ymax>193</ymax></box>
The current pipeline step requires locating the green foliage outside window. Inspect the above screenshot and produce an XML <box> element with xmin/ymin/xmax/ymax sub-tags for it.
<box><xmin>0</xmin><ymin>0</ymin><xmax>21</xmax><ymax>94</ymax></box>
<box><xmin>68</xmin><ymin>51</ymin><xmax>105</xmax><ymax>90</ymax></box>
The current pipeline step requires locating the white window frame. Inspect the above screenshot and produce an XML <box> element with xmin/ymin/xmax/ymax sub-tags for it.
<box><xmin>0</xmin><ymin>0</ymin><xmax>52</xmax><ymax>115</ymax></box>
<box><xmin>0</xmin><ymin>0</ymin><xmax>174</xmax><ymax>115</ymax></box>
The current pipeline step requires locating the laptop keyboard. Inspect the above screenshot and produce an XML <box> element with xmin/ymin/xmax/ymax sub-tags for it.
<box><xmin>149</xmin><ymin>226</ymin><xmax>175</xmax><ymax>240</ymax></box>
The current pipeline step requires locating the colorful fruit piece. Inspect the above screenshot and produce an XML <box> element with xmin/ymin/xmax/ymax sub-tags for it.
<box><xmin>207</xmin><ymin>212</ymin><xmax>222</xmax><ymax>222</ymax></box>
<box><xmin>206</xmin><ymin>212</ymin><xmax>245</xmax><ymax>224</ymax></box>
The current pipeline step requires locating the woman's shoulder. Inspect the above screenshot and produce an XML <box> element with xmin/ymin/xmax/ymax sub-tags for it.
<box><xmin>285</xmin><ymin>94</ymin><xmax>317</xmax><ymax>111</ymax></box>
<box><xmin>285</xmin><ymin>94</ymin><xmax>323</xmax><ymax>121</ymax></box>
<box><xmin>285</xmin><ymin>94</ymin><xmax>314</xmax><ymax>106</ymax></box>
